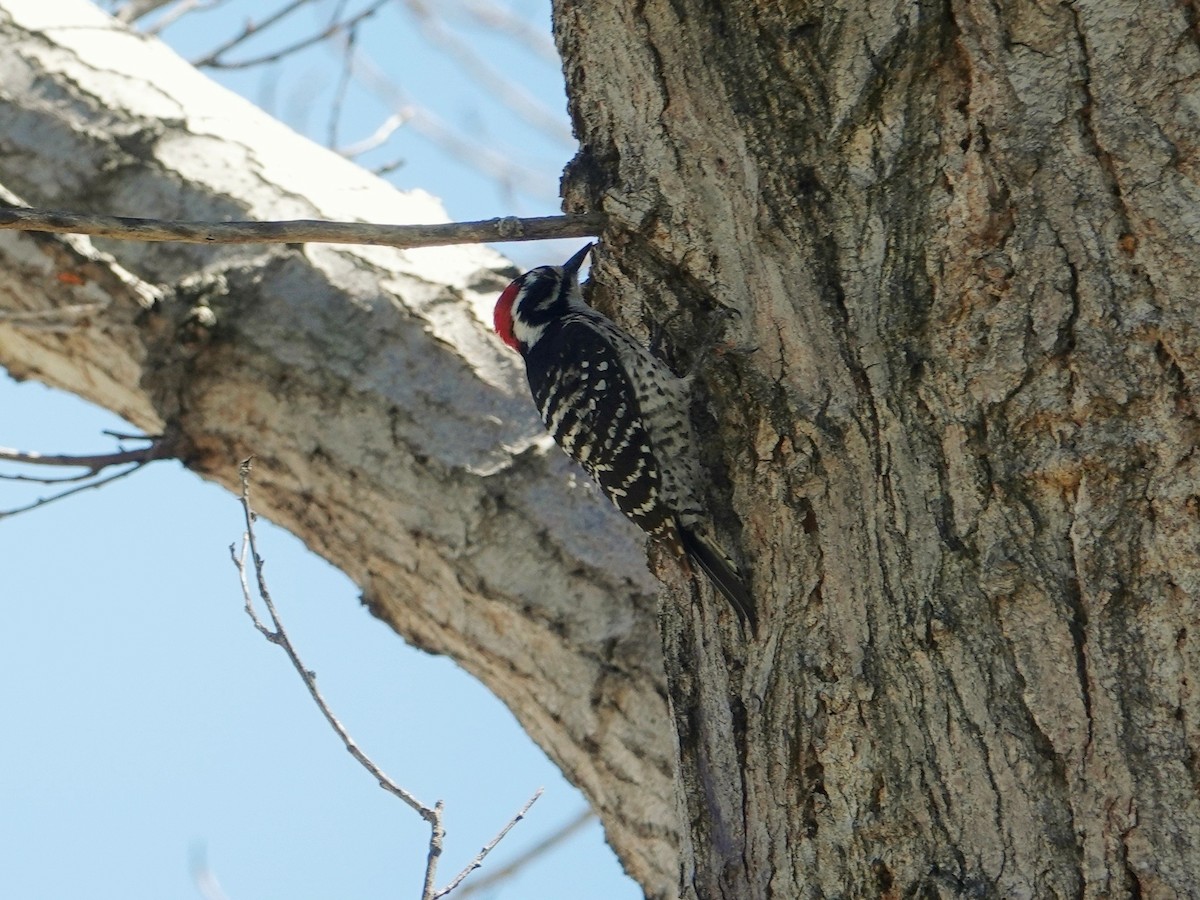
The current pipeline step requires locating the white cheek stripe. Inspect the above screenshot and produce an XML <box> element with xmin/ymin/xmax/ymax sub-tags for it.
<box><xmin>514</xmin><ymin>318</ymin><xmax>547</xmax><ymax>348</ymax></box>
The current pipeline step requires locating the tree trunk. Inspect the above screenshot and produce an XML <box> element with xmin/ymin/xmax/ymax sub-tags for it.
<box><xmin>556</xmin><ymin>0</ymin><xmax>1200</xmax><ymax>895</ymax></box>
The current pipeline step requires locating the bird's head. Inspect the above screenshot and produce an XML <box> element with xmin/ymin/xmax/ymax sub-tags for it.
<box><xmin>494</xmin><ymin>243</ymin><xmax>593</xmax><ymax>354</ymax></box>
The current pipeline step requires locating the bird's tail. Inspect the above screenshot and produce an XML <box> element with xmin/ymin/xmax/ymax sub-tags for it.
<box><xmin>678</xmin><ymin>525</ymin><xmax>758</xmax><ymax>633</ymax></box>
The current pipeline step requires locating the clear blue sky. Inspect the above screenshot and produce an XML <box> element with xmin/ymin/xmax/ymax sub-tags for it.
<box><xmin>1</xmin><ymin>3</ymin><xmax>639</xmax><ymax>898</ymax></box>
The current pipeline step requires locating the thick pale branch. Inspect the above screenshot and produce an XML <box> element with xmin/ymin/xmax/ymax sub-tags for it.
<box><xmin>0</xmin><ymin>207</ymin><xmax>605</xmax><ymax>249</ymax></box>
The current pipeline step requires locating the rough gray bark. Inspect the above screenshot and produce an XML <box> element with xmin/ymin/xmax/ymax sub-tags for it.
<box><xmin>0</xmin><ymin>2</ymin><xmax>678</xmax><ymax>893</ymax></box>
<box><xmin>556</xmin><ymin>0</ymin><xmax>1200</xmax><ymax>896</ymax></box>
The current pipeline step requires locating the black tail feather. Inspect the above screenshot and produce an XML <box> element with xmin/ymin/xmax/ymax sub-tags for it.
<box><xmin>678</xmin><ymin>526</ymin><xmax>758</xmax><ymax>633</ymax></box>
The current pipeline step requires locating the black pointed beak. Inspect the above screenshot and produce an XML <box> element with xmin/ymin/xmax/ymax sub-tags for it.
<box><xmin>561</xmin><ymin>242</ymin><xmax>594</xmax><ymax>280</ymax></box>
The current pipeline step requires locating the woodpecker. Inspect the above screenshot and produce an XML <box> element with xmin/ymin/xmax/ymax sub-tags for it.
<box><xmin>493</xmin><ymin>243</ymin><xmax>757</xmax><ymax>630</ymax></box>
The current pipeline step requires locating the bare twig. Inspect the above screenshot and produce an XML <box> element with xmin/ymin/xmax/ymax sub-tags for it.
<box><xmin>374</xmin><ymin>156</ymin><xmax>407</xmax><ymax>178</ymax></box>
<box><xmin>0</xmin><ymin>442</ymin><xmax>165</xmax><ymax>470</ymax></box>
<box><xmin>0</xmin><ymin>434</ymin><xmax>170</xmax><ymax>519</ymax></box>
<box><xmin>189</xmin><ymin>844</ymin><xmax>232</xmax><ymax>900</ymax></box>
<box><xmin>0</xmin><ymin>206</ymin><xmax>603</xmax><ymax>248</ymax></box>
<box><xmin>196</xmin><ymin>0</ymin><xmax>390</xmax><ymax>70</ymax></box>
<box><xmin>0</xmin><ymin>470</ymin><xmax>103</xmax><ymax>486</ymax></box>
<box><xmin>326</xmin><ymin>3</ymin><xmax>357</xmax><ymax>150</ymax></box>
<box><xmin>339</xmin><ymin>112</ymin><xmax>410</xmax><ymax>159</ymax></box>
<box><xmin>345</xmin><ymin>45</ymin><xmax>557</xmax><ymax>201</ymax></box>
<box><xmin>434</xmin><ymin>789</ymin><xmax>544</xmax><ymax>899</ymax></box>
<box><xmin>188</xmin><ymin>0</ymin><xmax>310</xmax><ymax>67</ymax></box>
<box><xmin>422</xmin><ymin>799</ymin><xmax>447</xmax><ymax>900</ymax></box>
<box><xmin>0</xmin><ymin>463</ymin><xmax>146</xmax><ymax>519</ymax></box>
<box><xmin>457</xmin><ymin>0</ymin><xmax>560</xmax><ymax>64</ymax></box>
<box><xmin>232</xmin><ymin>459</ymin><xmax>542</xmax><ymax>899</ymax></box>
<box><xmin>232</xmin><ymin>460</ymin><xmax>432</xmax><ymax>820</ymax></box>
<box><xmin>144</xmin><ymin>0</ymin><xmax>234</xmax><ymax>35</ymax></box>
<box><xmin>457</xmin><ymin>806</ymin><xmax>595</xmax><ymax>898</ymax></box>
<box><xmin>113</xmin><ymin>0</ymin><xmax>177</xmax><ymax>22</ymax></box>
<box><xmin>399</xmin><ymin>0</ymin><xmax>573</xmax><ymax>145</ymax></box>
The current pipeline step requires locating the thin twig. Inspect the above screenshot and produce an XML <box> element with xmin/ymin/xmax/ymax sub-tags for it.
<box><xmin>233</xmin><ymin>459</ymin><xmax>543</xmax><ymax>898</ymax></box>
<box><xmin>345</xmin><ymin>45</ymin><xmax>556</xmax><ymax>201</ymax></box>
<box><xmin>339</xmin><ymin>112</ymin><xmax>409</xmax><ymax>159</ymax></box>
<box><xmin>0</xmin><ymin>434</ymin><xmax>169</xmax><ymax>518</ymax></box>
<box><xmin>0</xmin><ymin>442</ymin><xmax>164</xmax><ymax>470</ymax></box>
<box><xmin>0</xmin><ymin>207</ymin><xmax>604</xmax><ymax>248</ymax></box>
<box><xmin>0</xmin><ymin>468</ymin><xmax>124</xmax><ymax>485</ymax></box>
<box><xmin>326</xmin><ymin>2</ymin><xmax>357</xmax><ymax>150</ymax></box>
<box><xmin>458</xmin><ymin>0</ymin><xmax>560</xmax><ymax>64</ymax></box>
<box><xmin>189</xmin><ymin>843</ymin><xmax>232</xmax><ymax>900</ymax></box>
<box><xmin>398</xmin><ymin>0</ymin><xmax>573</xmax><ymax>144</ymax></box>
<box><xmin>0</xmin><ymin>463</ymin><xmax>145</xmax><ymax>519</ymax></box>
<box><xmin>189</xmin><ymin>0</ymin><xmax>310</xmax><ymax>67</ymax></box>
<box><xmin>434</xmin><ymin>789</ymin><xmax>544</xmax><ymax>899</ymax></box>
<box><xmin>423</xmin><ymin>800</ymin><xmax>447</xmax><ymax>900</ymax></box>
<box><xmin>114</xmin><ymin>0</ymin><xmax>176</xmax><ymax>22</ymax></box>
<box><xmin>144</xmin><ymin>0</ymin><xmax>233</xmax><ymax>35</ymax></box>
<box><xmin>374</xmin><ymin>156</ymin><xmax>407</xmax><ymax>177</ymax></box>
<box><xmin>232</xmin><ymin>459</ymin><xmax>433</xmax><ymax>819</ymax></box>
<box><xmin>197</xmin><ymin>0</ymin><xmax>390</xmax><ymax>69</ymax></box>
<box><xmin>456</xmin><ymin>806</ymin><xmax>595</xmax><ymax>898</ymax></box>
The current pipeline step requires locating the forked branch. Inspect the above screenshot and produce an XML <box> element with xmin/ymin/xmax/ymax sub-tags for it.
<box><xmin>0</xmin><ymin>432</ymin><xmax>170</xmax><ymax>519</ymax></box>
<box><xmin>231</xmin><ymin>459</ymin><xmax>541</xmax><ymax>899</ymax></box>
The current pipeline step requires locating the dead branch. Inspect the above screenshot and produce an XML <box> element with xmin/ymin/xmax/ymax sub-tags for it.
<box><xmin>113</xmin><ymin>0</ymin><xmax>177</xmax><ymax>22</ymax></box>
<box><xmin>339</xmin><ymin>112</ymin><xmax>409</xmax><ymax>159</ymax></box>
<box><xmin>142</xmin><ymin>0</ymin><xmax>232</xmax><ymax>34</ymax></box>
<box><xmin>232</xmin><ymin>459</ymin><xmax>542</xmax><ymax>899</ymax></box>
<box><xmin>457</xmin><ymin>806</ymin><xmax>595</xmax><ymax>898</ymax></box>
<box><xmin>398</xmin><ymin>0</ymin><xmax>573</xmax><ymax>144</ymax></box>
<box><xmin>345</xmin><ymin>45</ymin><xmax>555</xmax><ymax>200</ymax></box>
<box><xmin>433</xmin><ymin>789</ymin><xmax>544</xmax><ymax>899</ymax></box>
<box><xmin>0</xmin><ymin>434</ymin><xmax>170</xmax><ymax>519</ymax></box>
<box><xmin>0</xmin><ymin>206</ymin><xmax>603</xmax><ymax>249</ymax></box>
<box><xmin>458</xmin><ymin>0</ymin><xmax>560</xmax><ymax>64</ymax></box>
<box><xmin>0</xmin><ymin>440</ymin><xmax>166</xmax><ymax>471</ymax></box>
<box><xmin>1</xmin><ymin>463</ymin><xmax>146</xmax><ymax>519</ymax></box>
<box><xmin>193</xmin><ymin>0</ymin><xmax>390</xmax><ymax>69</ymax></box>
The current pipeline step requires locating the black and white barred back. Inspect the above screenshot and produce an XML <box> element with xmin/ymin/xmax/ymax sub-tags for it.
<box><xmin>494</xmin><ymin>244</ymin><xmax>756</xmax><ymax>630</ymax></box>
